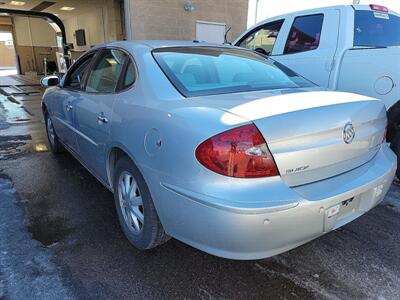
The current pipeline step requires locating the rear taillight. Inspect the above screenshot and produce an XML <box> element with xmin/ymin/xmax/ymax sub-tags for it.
<box><xmin>370</xmin><ymin>4</ymin><xmax>389</xmax><ymax>13</ymax></box>
<box><xmin>195</xmin><ymin>124</ymin><xmax>279</xmax><ymax>178</ymax></box>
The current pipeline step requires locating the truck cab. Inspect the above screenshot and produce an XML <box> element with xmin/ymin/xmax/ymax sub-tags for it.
<box><xmin>234</xmin><ymin>4</ymin><xmax>400</xmax><ymax>176</ymax></box>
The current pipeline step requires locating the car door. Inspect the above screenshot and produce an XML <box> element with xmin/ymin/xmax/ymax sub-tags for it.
<box><xmin>271</xmin><ymin>11</ymin><xmax>340</xmax><ymax>87</ymax></box>
<box><xmin>51</xmin><ymin>53</ymin><xmax>96</xmax><ymax>152</ymax></box>
<box><xmin>74</xmin><ymin>48</ymin><xmax>131</xmax><ymax>182</ymax></box>
<box><xmin>236</xmin><ymin>19</ymin><xmax>285</xmax><ymax>56</ymax></box>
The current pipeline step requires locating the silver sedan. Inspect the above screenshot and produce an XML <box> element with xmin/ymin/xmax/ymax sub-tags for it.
<box><xmin>41</xmin><ymin>41</ymin><xmax>396</xmax><ymax>260</ymax></box>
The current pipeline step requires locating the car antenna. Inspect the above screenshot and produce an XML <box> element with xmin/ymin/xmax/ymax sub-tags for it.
<box><xmin>224</xmin><ymin>26</ymin><xmax>232</xmax><ymax>44</ymax></box>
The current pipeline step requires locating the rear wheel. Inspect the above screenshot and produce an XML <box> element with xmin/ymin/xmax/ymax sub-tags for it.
<box><xmin>113</xmin><ymin>156</ymin><xmax>169</xmax><ymax>250</ymax></box>
<box><xmin>390</xmin><ymin>132</ymin><xmax>400</xmax><ymax>179</ymax></box>
<box><xmin>45</xmin><ymin>112</ymin><xmax>64</xmax><ymax>154</ymax></box>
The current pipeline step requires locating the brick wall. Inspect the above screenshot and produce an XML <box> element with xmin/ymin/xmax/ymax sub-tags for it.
<box><xmin>129</xmin><ymin>0</ymin><xmax>248</xmax><ymax>42</ymax></box>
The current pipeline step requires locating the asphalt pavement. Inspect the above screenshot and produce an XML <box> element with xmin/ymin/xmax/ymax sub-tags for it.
<box><xmin>0</xmin><ymin>76</ymin><xmax>399</xmax><ymax>299</ymax></box>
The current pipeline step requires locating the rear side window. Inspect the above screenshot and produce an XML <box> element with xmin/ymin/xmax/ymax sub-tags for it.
<box><xmin>122</xmin><ymin>60</ymin><xmax>136</xmax><ymax>90</ymax></box>
<box><xmin>284</xmin><ymin>14</ymin><xmax>324</xmax><ymax>54</ymax></box>
<box><xmin>237</xmin><ymin>20</ymin><xmax>284</xmax><ymax>55</ymax></box>
<box><xmin>85</xmin><ymin>49</ymin><xmax>129</xmax><ymax>93</ymax></box>
<box><xmin>354</xmin><ymin>11</ymin><xmax>400</xmax><ymax>47</ymax></box>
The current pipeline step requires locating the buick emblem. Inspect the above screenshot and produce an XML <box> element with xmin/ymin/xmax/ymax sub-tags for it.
<box><xmin>343</xmin><ymin>123</ymin><xmax>355</xmax><ymax>144</ymax></box>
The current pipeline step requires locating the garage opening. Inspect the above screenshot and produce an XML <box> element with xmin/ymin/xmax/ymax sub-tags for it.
<box><xmin>0</xmin><ymin>0</ymin><xmax>124</xmax><ymax>98</ymax></box>
<box><xmin>0</xmin><ymin>17</ymin><xmax>17</xmax><ymax>77</ymax></box>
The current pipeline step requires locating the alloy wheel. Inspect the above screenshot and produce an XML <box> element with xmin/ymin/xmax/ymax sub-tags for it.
<box><xmin>118</xmin><ymin>171</ymin><xmax>144</xmax><ymax>234</ymax></box>
<box><xmin>47</xmin><ymin>117</ymin><xmax>55</xmax><ymax>147</ymax></box>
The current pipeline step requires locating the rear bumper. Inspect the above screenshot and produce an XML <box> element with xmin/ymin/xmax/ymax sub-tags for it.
<box><xmin>160</xmin><ymin>144</ymin><xmax>396</xmax><ymax>260</ymax></box>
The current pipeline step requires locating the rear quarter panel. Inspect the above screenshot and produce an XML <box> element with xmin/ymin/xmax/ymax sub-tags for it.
<box><xmin>107</xmin><ymin>45</ymin><xmax>256</xmax><ymax>232</ymax></box>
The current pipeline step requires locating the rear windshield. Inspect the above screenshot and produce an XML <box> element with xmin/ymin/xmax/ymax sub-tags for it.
<box><xmin>152</xmin><ymin>47</ymin><xmax>314</xmax><ymax>97</ymax></box>
<box><xmin>354</xmin><ymin>10</ymin><xmax>400</xmax><ymax>47</ymax></box>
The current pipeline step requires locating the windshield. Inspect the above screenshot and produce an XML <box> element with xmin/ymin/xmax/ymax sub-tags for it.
<box><xmin>354</xmin><ymin>10</ymin><xmax>400</xmax><ymax>47</ymax></box>
<box><xmin>152</xmin><ymin>47</ymin><xmax>315</xmax><ymax>97</ymax></box>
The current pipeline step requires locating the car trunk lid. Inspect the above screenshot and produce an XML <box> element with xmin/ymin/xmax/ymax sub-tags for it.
<box><xmin>191</xmin><ymin>90</ymin><xmax>387</xmax><ymax>186</ymax></box>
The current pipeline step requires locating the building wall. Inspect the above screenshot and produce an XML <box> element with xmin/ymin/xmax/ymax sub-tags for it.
<box><xmin>13</xmin><ymin>17</ymin><xmax>58</xmax><ymax>75</ymax></box>
<box><xmin>13</xmin><ymin>17</ymin><xmax>57</xmax><ymax>47</ymax></box>
<box><xmin>63</xmin><ymin>9</ymin><xmax>105</xmax><ymax>52</ymax></box>
<box><xmin>0</xmin><ymin>16</ymin><xmax>13</xmax><ymax>32</ymax></box>
<box><xmin>0</xmin><ymin>17</ymin><xmax>14</xmax><ymax>67</ymax></box>
<box><xmin>0</xmin><ymin>41</ymin><xmax>16</xmax><ymax>68</ymax></box>
<box><xmin>62</xmin><ymin>0</ymin><xmax>123</xmax><ymax>52</ymax></box>
<box><xmin>128</xmin><ymin>0</ymin><xmax>248</xmax><ymax>42</ymax></box>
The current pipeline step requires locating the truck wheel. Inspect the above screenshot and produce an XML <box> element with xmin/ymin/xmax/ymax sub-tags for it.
<box><xmin>390</xmin><ymin>132</ymin><xmax>400</xmax><ymax>179</ymax></box>
<box><xmin>387</xmin><ymin>102</ymin><xmax>400</xmax><ymax>142</ymax></box>
<box><xmin>113</xmin><ymin>156</ymin><xmax>170</xmax><ymax>250</ymax></box>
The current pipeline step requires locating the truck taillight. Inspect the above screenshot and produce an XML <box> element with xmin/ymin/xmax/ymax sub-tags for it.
<box><xmin>370</xmin><ymin>4</ymin><xmax>389</xmax><ymax>13</ymax></box>
<box><xmin>195</xmin><ymin>124</ymin><xmax>279</xmax><ymax>178</ymax></box>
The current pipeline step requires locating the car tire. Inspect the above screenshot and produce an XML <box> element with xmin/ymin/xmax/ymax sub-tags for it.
<box><xmin>390</xmin><ymin>131</ymin><xmax>400</xmax><ymax>179</ymax></box>
<box><xmin>44</xmin><ymin>112</ymin><xmax>64</xmax><ymax>154</ymax></box>
<box><xmin>113</xmin><ymin>156</ymin><xmax>170</xmax><ymax>250</ymax></box>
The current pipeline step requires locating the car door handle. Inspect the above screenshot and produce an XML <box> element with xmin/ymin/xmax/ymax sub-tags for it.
<box><xmin>97</xmin><ymin>113</ymin><xmax>109</xmax><ymax>124</ymax></box>
<box><xmin>66</xmin><ymin>104</ymin><xmax>73</xmax><ymax>111</ymax></box>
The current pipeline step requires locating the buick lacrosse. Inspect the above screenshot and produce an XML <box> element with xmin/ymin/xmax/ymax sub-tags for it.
<box><xmin>41</xmin><ymin>41</ymin><xmax>396</xmax><ymax>259</ymax></box>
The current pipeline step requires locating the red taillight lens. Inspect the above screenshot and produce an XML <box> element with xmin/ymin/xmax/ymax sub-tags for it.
<box><xmin>370</xmin><ymin>4</ymin><xmax>389</xmax><ymax>13</ymax></box>
<box><xmin>195</xmin><ymin>124</ymin><xmax>279</xmax><ymax>178</ymax></box>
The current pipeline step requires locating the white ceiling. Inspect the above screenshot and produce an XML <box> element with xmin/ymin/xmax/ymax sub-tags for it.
<box><xmin>0</xmin><ymin>0</ymin><xmax>110</xmax><ymax>19</ymax></box>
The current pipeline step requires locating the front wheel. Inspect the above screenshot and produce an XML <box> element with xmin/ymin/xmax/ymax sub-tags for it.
<box><xmin>45</xmin><ymin>112</ymin><xmax>64</xmax><ymax>154</ymax></box>
<box><xmin>113</xmin><ymin>156</ymin><xmax>170</xmax><ymax>250</ymax></box>
<box><xmin>390</xmin><ymin>132</ymin><xmax>400</xmax><ymax>179</ymax></box>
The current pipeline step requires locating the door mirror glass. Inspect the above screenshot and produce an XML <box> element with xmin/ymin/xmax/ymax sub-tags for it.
<box><xmin>40</xmin><ymin>75</ymin><xmax>59</xmax><ymax>88</ymax></box>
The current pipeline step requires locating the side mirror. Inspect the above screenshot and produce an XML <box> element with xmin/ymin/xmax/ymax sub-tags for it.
<box><xmin>40</xmin><ymin>75</ymin><xmax>59</xmax><ymax>88</ymax></box>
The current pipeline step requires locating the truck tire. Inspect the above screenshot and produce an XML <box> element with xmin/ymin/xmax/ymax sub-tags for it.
<box><xmin>387</xmin><ymin>102</ymin><xmax>400</xmax><ymax>142</ymax></box>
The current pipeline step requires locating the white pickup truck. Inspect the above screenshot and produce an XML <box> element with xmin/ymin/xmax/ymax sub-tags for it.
<box><xmin>234</xmin><ymin>4</ymin><xmax>400</xmax><ymax>177</ymax></box>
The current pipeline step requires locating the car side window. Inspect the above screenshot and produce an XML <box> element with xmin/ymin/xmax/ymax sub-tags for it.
<box><xmin>237</xmin><ymin>20</ymin><xmax>284</xmax><ymax>55</ymax></box>
<box><xmin>121</xmin><ymin>60</ymin><xmax>137</xmax><ymax>90</ymax></box>
<box><xmin>284</xmin><ymin>14</ymin><xmax>324</xmax><ymax>54</ymax></box>
<box><xmin>64</xmin><ymin>54</ymin><xmax>95</xmax><ymax>90</ymax></box>
<box><xmin>85</xmin><ymin>49</ymin><xmax>129</xmax><ymax>93</ymax></box>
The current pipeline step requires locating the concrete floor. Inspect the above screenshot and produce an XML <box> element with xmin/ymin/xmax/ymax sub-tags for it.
<box><xmin>0</xmin><ymin>75</ymin><xmax>399</xmax><ymax>299</ymax></box>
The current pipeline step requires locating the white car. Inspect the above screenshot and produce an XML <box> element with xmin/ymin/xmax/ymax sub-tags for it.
<box><xmin>235</xmin><ymin>4</ymin><xmax>400</xmax><ymax>177</ymax></box>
